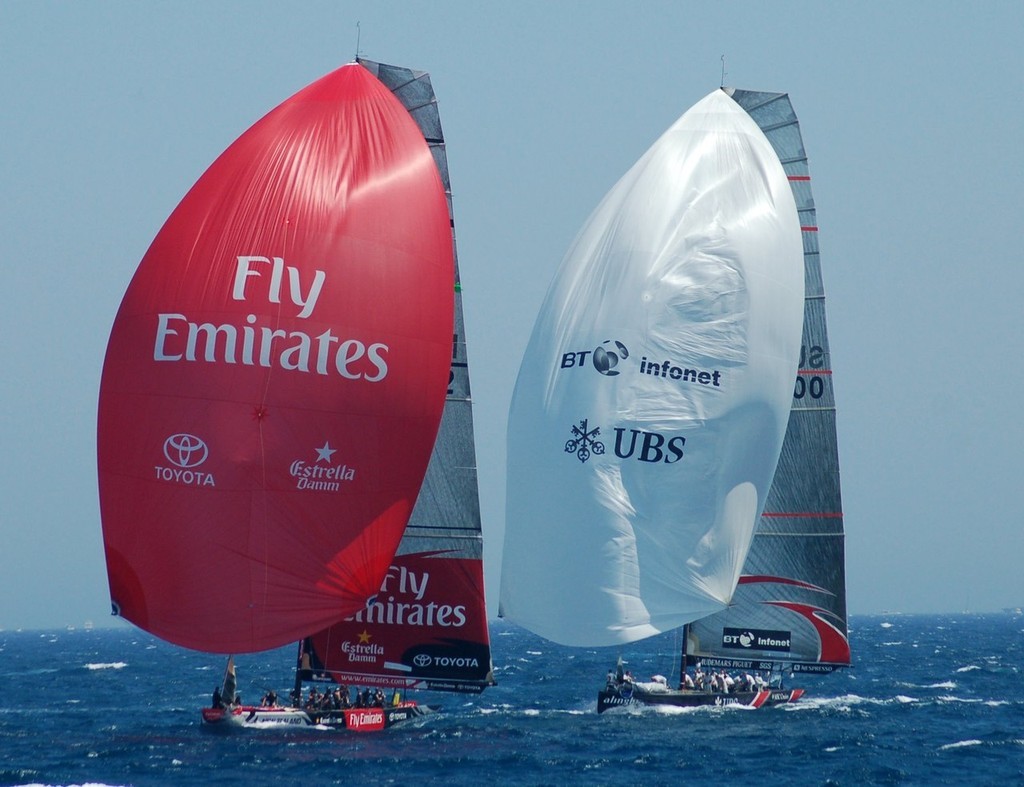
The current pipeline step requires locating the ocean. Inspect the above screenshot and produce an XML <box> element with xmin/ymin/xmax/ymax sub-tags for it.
<box><xmin>1</xmin><ymin>613</ymin><xmax>1021</xmax><ymax>786</ymax></box>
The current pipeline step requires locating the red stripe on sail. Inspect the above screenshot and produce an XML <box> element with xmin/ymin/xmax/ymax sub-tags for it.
<box><xmin>98</xmin><ymin>63</ymin><xmax>454</xmax><ymax>654</ymax></box>
<box><xmin>763</xmin><ymin>601</ymin><xmax>851</xmax><ymax>664</ymax></box>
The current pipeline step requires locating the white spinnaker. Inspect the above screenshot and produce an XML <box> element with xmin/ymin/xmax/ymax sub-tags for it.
<box><xmin>499</xmin><ymin>90</ymin><xmax>804</xmax><ymax>647</ymax></box>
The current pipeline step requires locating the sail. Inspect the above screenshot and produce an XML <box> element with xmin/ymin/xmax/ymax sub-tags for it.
<box><xmin>221</xmin><ymin>656</ymin><xmax>237</xmax><ymax>704</ymax></box>
<box><xmin>97</xmin><ymin>63</ymin><xmax>455</xmax><ymax>654</ymax></box>
<box><xmin>499</xmin><ymin>90</ymin><xmax>805</xmax><ymax>647</ymax></box>
<box><xmin>301</xmin><ymin>60</ymin><xmax>493</xmax><ymax>694</ymax></box>
<box><xmin>687</xmin><ymin>90</ymin><xmax>850</xmax><ymax>672</ymax></box>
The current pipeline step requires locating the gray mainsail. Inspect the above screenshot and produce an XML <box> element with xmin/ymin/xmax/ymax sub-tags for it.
<box><xmin>686</xmin><ymin>89</ymin><xmax>849</xmax><ymax>674</ymax></box>
<box><xmin>302</xmin><ymin>60</ymin><xmax>493</xmax><ymax>694</ymax></box>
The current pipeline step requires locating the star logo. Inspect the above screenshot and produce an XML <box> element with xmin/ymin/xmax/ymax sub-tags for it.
<box><xmin>315</xmin><ymin>442</ymin><xmax>337</xmax><ymax>463</ymax></box>
<box><xmin>357</xmin><ymin>630</ymin><xmax>372</xmax><ymax>644</ymax></box>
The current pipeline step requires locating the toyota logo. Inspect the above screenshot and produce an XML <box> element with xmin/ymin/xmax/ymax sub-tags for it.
<box><xmin>413</xmin><ymin>654</ymin><xmax>432</xmax><ymax>668</ymax></box>
<box><xmin>163</xmin><ymin>433</ymin><xmax>209</xmax><ymax>468</ymax></box>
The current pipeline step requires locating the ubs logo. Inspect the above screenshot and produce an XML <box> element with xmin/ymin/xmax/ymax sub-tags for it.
<box><xmin>560</xmin><ymin>340</ymin><xmax>629</xmax><ymax>376</ymax></box>
<box><xmin>565</xmin><ymin>419</ymin><xmax>685</xmax><ymax>465</ymax></box>
<box><xmin>565</xmin><ymin>419</ymin><xmax>605</xmax><ymax>463</ymax></box>
<box><xmin>163</xmin><ymin>433</ymin><xmax>209</xmax><ymax>468</ymax></box>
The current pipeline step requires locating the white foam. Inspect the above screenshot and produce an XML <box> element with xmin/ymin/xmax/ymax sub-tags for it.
<box><xmin>939</xmin><ymin>739</ymin><xmax>982</xmax><ymax>751</ymax></box>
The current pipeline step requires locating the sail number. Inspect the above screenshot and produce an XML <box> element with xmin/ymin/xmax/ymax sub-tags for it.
<box><xmin>794</xmin><ymin>344</ymin><xmax>828</xmax><ymax>400</ymax></box>
<box><xmin>794</xmin><ymin>375</ymin><xmax>825</xmax><ymax>399</ymax></box>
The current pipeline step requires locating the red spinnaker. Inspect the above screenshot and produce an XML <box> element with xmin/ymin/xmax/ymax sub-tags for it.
<box><xmin>97</xmin><ymin>63</ymin><xmax>454</xmax><ymax>653</ymax></box>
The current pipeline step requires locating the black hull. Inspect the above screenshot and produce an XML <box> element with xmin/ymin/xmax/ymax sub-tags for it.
<box><xmin>597</xmin><ymin>685</ymin><xmax>804</xmax><ymax>714</ymax></box>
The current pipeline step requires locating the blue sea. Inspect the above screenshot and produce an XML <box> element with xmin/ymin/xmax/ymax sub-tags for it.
<box><xmin>1</xmin><ymin>614</ymin><xmax>1021</xmax><ymax>786</ymax></box>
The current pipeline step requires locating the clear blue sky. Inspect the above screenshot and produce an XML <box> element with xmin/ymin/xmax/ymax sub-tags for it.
<box><xmin>2</xmin><ymin>1</ymin><xmax>1022</xmax><ymax>631</ymax></box>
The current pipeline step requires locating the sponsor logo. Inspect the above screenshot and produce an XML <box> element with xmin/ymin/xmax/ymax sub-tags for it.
<box><xmin>611</xmin><ymin>428</ymin><xmax>685</xmax><ymax>464</ymax></box>
<box><xmin>340</xmin><ymin>630</ymin><xmax>384</xmax><ymax>664</ymax></box>
<box><xmin>155</xmin><ymin>433</ymin><xmax>215</xmax><ymax>486</ymax></box>
<box><xmin>346</xmin><ymin>709</ymin><xmax>384</xmax><ymax>730</ymax></box>
<box><xmin>558</xmin><ymin>337</ymin><xmax>724</xmax><ymax>389</ymax></box>
<box><xmin>407</xmin><ymin>654</ymin><xmax>480</xmax><ymax>669</ymax></box>
<box><xmin>792</xmin><ymin>663</ymin><xmax>839</xmax><ymax>674</ymax></box>
<box><xmin>565</xmin><ymin>418</ymin><xmax>605</xmax><ymax>463</ymax></box>
<box><xmin>163</xmin><ymin>433</ymin><xmax>208</xmax><ymax>467</ymax></box>
<box><xmin>346</xmin><ymin>564</ymin><xmax>467</xmax><ymax>629</ymax></box>
<box><xmin>722</xmin><ymin>627</ymin><xmax>792</xmax><ymax>653</ymax></box>
<box><xmin>289</xmin><ymin>441</ymin><xmax>355</xmax><ymax>491</ymax></box>
<box><xmin>560</xmin><ymin>340</ymin><xmax>629</xmax><ymax>376</ymax></box>
<box><xmin>638</xmin><ymin>357</ymin><xmax>721</xmax><ymax>387</ymax></box>
<box><xmin>152</xmin><ymin>255</ymin><xmax>389</xmax><ymax>382</ymax></box>
<box><xmin>565</xmin><ymin>419</ymin><xmax>685</xmax><ymax>465</ymax></box>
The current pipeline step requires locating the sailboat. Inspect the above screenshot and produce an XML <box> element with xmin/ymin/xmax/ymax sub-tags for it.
<box><xmin>98</xmin><ymin>57</ymin><xmax>488</xmax><ymax>731</ymax></box>
<box><xmin>282</xmin><ymin>58</ymin><xmax>496</xmax><ymax>729</ymax></box>
<box><xmin>500</xmin><ymin>87</ymin><xmax>847</xmax><ymax>712</ymax></box>
<box><xmin>597</xmin><ymin>90</ymin><xmax>851</xmax><ymax>712</ymax></box>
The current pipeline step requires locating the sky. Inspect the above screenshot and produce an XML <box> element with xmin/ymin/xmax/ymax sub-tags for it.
<box><xmin>2</xmin><ymin>1</ymin><xmax>1022</xmax><ymax>632</ymax></box>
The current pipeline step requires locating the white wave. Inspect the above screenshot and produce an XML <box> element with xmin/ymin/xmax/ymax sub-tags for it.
<box><xmin>780</xmin><ymin>693</ymin><xmax>881</xmax><ymax>713</ymax></box>
<box><xmin>894</xmin><ymin>695</ymin><xmax>919</xmax><ymax>704</ymax></box>
<box><xmin>939</xmin><ymin>739</ymin><xmax>983</xmax><ymax>751</ymax></box>
<box><xmin>956</xmin><ymin>665</ymin><xmax>981</xmax><ymax>673</ymax></box>
<box><xmin>85</xmin><ymin>662</ymin><xmax>127</xmax><ymax>670</ymax></box>
<box><xmin>880</xmin><ymin>622</ymin><xmax>894</xmax><ymax>628</ymax></box>
<box><xmin>927</xmin><ymin>681</ymin><xmax>956</xmax><ymax>689</ymax></box>
<box><xmin>938</xmin><ymin>696</ymin><xmax>1007</xmax><ymax>706</ymax></box>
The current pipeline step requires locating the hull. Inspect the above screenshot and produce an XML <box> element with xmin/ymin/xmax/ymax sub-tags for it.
<box><xmin>201</xmin><ymin>702</ymin><xmax>436</xmax><ymax>732</ymax></box>
<box><xmin>597</xmin><ymin>684</ymin><xmax>803</xmax><ymax>714</ymax></box>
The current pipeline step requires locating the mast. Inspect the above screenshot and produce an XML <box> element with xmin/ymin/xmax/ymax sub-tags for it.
<box><xmin>298</xmin><ymin>60</ymin><xmax>494</xmax><ymax>696</ymax></box>
<box><xmin>679</xmin><ymin>623</ymin><xmax>689</xmax><ymax>688</ymax></box>
<box><xmin>686</xmin><ymin>89</ymin><xmax>850</xmax><ymax>674</ymax></box>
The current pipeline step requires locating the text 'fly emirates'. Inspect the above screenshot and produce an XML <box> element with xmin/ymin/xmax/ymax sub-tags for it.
<box><xmin>151</xmin><ymin>256</ymin><xmax>389</xmax><ymax>381</ymax></box>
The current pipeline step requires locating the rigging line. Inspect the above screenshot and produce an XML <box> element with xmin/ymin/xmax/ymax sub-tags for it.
<box><xmin>355</xmin><ymin>21</ymin><xmax>361</xmax><ymax>59</ymax></box>
<box><xmin>254</xmin><ymin>217</ymin><xmax>294</xmax><ymax>642</ymax></box>
<box><xmin>720</xmin><ymin>55</ymin><xmax>727</xmax><ymax>88</ymax></box>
